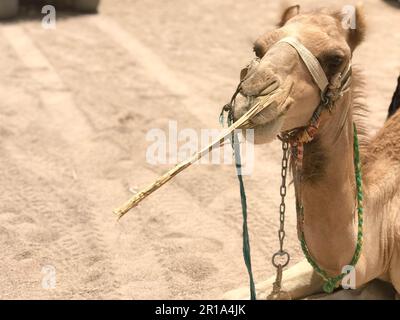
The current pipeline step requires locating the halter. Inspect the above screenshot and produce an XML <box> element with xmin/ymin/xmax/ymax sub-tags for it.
<box><xmin>277</xmin><ymin>37</ymin><xmax>352</xmax><ymax>144</ymax></box>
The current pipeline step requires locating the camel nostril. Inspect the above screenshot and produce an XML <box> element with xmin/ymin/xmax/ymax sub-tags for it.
<box><xmin>240</xmin><ymin>67</ymin><xmax>249</xmax><ymax>81</ymax></box>
<box><xmin>222</xmin><ymin>104</ymin><xmax>232</xmax><ymax>112</ymax></box>
<box><xmin>239</xmin><ymin>71</ymin><xmax>280</xmax><ymax>97</ymax></box>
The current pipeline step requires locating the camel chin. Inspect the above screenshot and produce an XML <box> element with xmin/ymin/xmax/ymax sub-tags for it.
<box><xmin>250</xmin><ymin>116</ymin><xmax>285</xmax><ymax>145</ymax></box>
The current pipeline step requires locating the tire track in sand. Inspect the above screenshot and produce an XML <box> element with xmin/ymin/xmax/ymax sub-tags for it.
<box><xmin>87</xmin><ymin>15</ymin><xmax>218</xmax><ymax>125</ymax></box>
<box><xmin>1</xmin><ymin>24</ymin><xmax>121</xmax><ymax>298</ymax></box>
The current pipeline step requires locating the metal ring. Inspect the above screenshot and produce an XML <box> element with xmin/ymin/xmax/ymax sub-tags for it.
<box><xmin>272</xmin><ymin>251</ymin><xmax>290</xmax><ymax>268</ymax></box>
<box><xmin>321</xmin><ymin>92</ymin><xmax>330</xmax><ymax>106</ymax></box>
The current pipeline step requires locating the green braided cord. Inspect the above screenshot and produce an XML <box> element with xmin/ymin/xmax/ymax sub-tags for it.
<box><xmin>233</xmin><ymin>134</ymin><xmax>256</xmax><ymax>300</ymax></box>
<box><xmin>299</xmin><ymin>122</ymin><xmax>364</xmax><ymax>293</ymax></box>
<box><xmin>225</xmin><ymin>115</ymin><xmax>256</xmax><ymax>300</ymax></box>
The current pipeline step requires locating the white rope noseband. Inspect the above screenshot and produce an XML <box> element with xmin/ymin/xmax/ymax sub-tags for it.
<box><xmin>277</xmin><ymin>37</ymin><xmax>329</xmax><ymax>94</ymax></box>
<box><xmin>273</xmin><ymin>37</ymin><xmax>352</xmax><ymax>144</ymax></box>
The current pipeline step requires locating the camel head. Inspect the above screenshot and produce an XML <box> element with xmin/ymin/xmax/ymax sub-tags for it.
<box><xmin>232</xmin><ymin>4</ymin><xmax>366</xmax><ymax>144</ymax></box>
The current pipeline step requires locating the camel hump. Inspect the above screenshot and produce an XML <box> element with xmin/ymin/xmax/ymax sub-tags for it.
<box><xmin>388</xmin><ymin>75</ymin><xmax>400</xmax><ymax>119</ymax></box>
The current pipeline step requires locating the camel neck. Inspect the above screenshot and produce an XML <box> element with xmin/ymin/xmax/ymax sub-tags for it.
<box><xmin>294</xmin><ymin>93</ymin><xmax>357</xmax><ymax>275</ymax></box>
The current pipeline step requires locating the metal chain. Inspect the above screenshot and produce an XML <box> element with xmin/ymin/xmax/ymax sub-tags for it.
<box><xmin>278</xmin><ymin>140</ymin><xmax>289</xmax><ymax>252</ymax></box>
<box><xmin>267</xmin><ymin>138</ymin><xmax>291</xmax><ymax>300</ymax></box>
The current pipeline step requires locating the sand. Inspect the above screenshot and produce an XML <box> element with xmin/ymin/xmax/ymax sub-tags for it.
<box><xmin>0</xmin><ymin>0</ymin><xmax>399</xmax><ymax>299</ymax></box>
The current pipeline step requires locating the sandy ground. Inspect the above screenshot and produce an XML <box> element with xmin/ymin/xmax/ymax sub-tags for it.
<box><xmin>0</xmin><ymin>0</ymin><xmax>399</xmax><ymax>299</ymax></box>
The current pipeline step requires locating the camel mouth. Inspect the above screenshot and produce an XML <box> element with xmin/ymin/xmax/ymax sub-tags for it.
<box><xmin>257</xmin><ymin>80</ymin><xmax>280</xmax><ymax>97</ymax></box>
<box><xmin>234</xmin><ymin>79</ymin><xmax>294</xmax><ymax>128</ymax></box>
<box><xmin>231</xmin><ymin>79</ymin><xmax>293</xmax><ymax>144</ymax></box>
<box><xmin>251</xmin><ymin>113</ymin><xmax>285</xmax><ymax>130</ymax></box>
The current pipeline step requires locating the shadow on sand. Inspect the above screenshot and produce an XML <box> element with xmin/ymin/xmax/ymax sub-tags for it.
<box><xmin>0</xmin><ymin>0</ymin><xmax>98</xmax><ymax>24</ymax></box>
<box><xmin>383</xmin><ymin>0</ymin><xmax>400</xmax><ymax>9</ymax></box>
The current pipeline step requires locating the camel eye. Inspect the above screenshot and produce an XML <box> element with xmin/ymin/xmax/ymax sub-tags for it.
<box><xmin>327</xmin><ymin>54</ymin><xmax>344</xmax><ymax>68</ymax></box>
<box><xmin>320</xmin><ymin>53</ymin><xmax>345</xmax><ymax>78</ymax></box>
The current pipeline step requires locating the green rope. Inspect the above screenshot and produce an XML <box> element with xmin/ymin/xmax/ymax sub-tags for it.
<box><xmin>232</xmin><ymin>133</ymin><xmax>256</xmax><ymax>300</ymax></box>
<box><xmin>224</xmin><ymin>113</ymin><xmax>256</xmax><ymax>300</ymax></box>
<box><xmin>298</xmin><ymin>122</ymin><xmax>364</xmax><ymax>293</ymax></box>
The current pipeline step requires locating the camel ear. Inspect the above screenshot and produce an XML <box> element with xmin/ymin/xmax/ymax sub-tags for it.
<box><xmin>344</xmin><ymin>3</ymin><xmax>367</xmax><ymax>51</ymax></box>
<box><xmin>278</xmin><ymin>5</ymin><xmax>300</xmax><ymax>27</ymax></box>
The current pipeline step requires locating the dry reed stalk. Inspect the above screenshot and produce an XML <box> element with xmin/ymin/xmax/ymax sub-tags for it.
<box><xmin>114</xmin><ymin>83</ymin><xmax>291</xmax><ymax>219</ymax></box>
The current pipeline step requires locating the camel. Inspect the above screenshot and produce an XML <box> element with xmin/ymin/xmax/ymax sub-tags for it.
<box><xmin>223</xmin><ymin>4</ymin><xmax>400</xmax><ymax>300</ymax></box>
